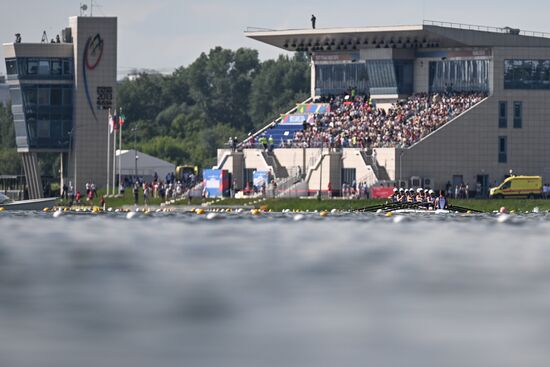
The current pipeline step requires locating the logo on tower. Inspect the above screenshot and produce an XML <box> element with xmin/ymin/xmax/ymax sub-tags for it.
<box><xmin>82</xmin><ymin>33</ymin><xmax>104</xmax><ymax>121</ymax></box>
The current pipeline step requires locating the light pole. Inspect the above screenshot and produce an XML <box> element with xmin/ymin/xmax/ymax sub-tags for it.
<box><xmin>399</xmin><ymin>149</ymin><xmax>405</xmax><ymax>188</ymax></box>
<box><xmin>132</xmin><ymin>127</ymin><xmax>138</xmax><ymax>178</ymax></box>
<box><xmin>318</xmin><ymin>140</ymin><xmax>323</xmax><ymax>201</ymax></box>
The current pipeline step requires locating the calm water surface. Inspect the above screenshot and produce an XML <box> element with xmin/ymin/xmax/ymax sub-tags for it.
<box><xmin>1</xmin><ymin>211</ymin><xmax>550</xmax><ymax>367</ymax></box>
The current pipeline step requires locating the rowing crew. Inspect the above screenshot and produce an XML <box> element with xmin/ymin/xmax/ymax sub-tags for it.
<box><xmin>389</xmin><ymin>188</ymin><xmax>449</xmax><ymax>209</ymax></box>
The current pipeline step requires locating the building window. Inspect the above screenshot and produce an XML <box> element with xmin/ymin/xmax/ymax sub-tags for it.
<box><xmin>504</xmin><ymin>60</ymin><xmax>550</xmax><ymax>90</ymax></box>
<box><xmin>499</xmin><ymin>101</ymin><xmax>507</xmax><ymax>128</ymax></box>
<box><xmin>513</xmin><ymin>101</ymin><xmax>522</xmax><ymax>128</ymax></box>
<box><xmin>51</xmin><ymin>59</ymin><xmax>62</xmax><ymax>75</ymax></box>
<box><xmin>498</xmin><ymin>136</ymin><xmax>507</xmax><ymax>163</ymax></box>
<box><xmin>27</xmin><ymin>59</ymin><xmax>39</xmax><ymax>75</ymax></box>
<box><xmin>50</xmin><ymin>88</ymin><xmax>62</xmax><ymax>105</ymax></box>
<box><xmin>5</xmin><ymin>59</ymin><xmax>17</xmax><ymax>75</ymax></box>
<box><xmin>38</xmin><ymin>60</ymin><xmax>50</xmax><ymax>75</ymax></box>
<box><xmin>37</xmin><ymin>88</ymin><xmax>50</xmax><ymax>105</ymax></box>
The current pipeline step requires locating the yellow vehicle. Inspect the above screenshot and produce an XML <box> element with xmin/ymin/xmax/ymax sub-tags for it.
<box><xmin>490</xmin><ymin>176</ymin><xmax>542</xmax><ymax>199</ymax></box>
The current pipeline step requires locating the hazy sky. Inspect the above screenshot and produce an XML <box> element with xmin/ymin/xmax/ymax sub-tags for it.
<box><xmin>1</xmin><ymin>0</ymin><xmax>550</xmax><ymax>77</ymax></box>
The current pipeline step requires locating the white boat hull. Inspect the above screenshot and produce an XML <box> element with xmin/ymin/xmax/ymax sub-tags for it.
<box><xmin>2</xmin><ymin>198</ymin><xmax>58</xmax><ymax>211</ymax></box>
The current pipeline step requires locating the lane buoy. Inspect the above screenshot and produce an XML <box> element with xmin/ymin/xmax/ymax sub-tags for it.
<box><xmin>385</xmin><ymin>212</ymin><xmax>394</xmax><ymax>217</ymax></box>
<box><xmin>126</xmin><ymin>212</ymin><xmax>137</xmax><ymax>219</ymax></box>
<box><xmin>320</xmin><ymin>211</ymin><xmax>329</xmax><ymax>217</ymax></box>
<box><xmin>293</xmin><ymin>214</ymin><xmax>305</xmax><ymax>221</ymax></box>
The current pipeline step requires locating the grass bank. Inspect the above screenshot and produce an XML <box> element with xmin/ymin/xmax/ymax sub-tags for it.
<box><xmin>56</xmin><ymin>192</ymin><xmax>550</xmax><ymax>213</ymax></box>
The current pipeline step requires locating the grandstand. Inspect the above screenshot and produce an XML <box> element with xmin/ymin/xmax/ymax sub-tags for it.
<box><xmin>217</xmin><ymin>20</ymin><xmax>550</xmax><ymax>197</ymax></box>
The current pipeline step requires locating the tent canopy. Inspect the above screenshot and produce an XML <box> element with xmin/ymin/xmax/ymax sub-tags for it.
<box><xmin>116</xmin><ymin>149</ymin><xmax>175</xmax><ymax>180</ymax></box>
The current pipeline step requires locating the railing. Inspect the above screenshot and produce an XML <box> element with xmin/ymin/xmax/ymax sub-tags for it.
<box><xmin>423</xmin><ymin>20</ymin><xmax>550</xmax><ymax>39</ymax></box>
<box><xmin>239</xmin><ymin>96</ymin><xmax>312</xmax><ymax>149</ymax></box>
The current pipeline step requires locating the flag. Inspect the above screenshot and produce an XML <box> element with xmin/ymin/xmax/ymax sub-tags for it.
<box><xmin>119</xmin><ymin>112</ymin><xmax>125</xmax><ymax>126</ymax></box>
<box><xmin>108</xmin><ymin>111</ymin><xmax>114</xmax><ymax>134</ymax></box>
<box><xmin>113</xmin><ymin>113</ymin><xmax>119</xmax><ymax>131</ymax></box>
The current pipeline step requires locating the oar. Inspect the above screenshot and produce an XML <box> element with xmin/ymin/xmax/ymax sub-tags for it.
<box><xmin>448</xmin><ymin>204</ymin><xmax>483</xmax><ymax>213</ymax></box>
<box><xmin>356</xmin><ymin>201</ymin><xmax>403</xmax><ymax>212</ymax></box>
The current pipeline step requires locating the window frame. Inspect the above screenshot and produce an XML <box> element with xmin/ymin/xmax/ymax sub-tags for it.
<box><xmin>513</xmin><ymin>101</ymin><xmax>523</xmax><ymax>129</ymax></box>
<box><xmin>498</xmin><ymin>101</ymin><xmax>508</xmax><ymax>128</ymax></box>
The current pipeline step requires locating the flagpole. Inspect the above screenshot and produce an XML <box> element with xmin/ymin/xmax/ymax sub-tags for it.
<box><xmin>106</xmin><ymin>109</ymin><xmax>111</xmax><ymax>197</ymax></box>
<box><xmin>118</xmin><ymin>108</ymin><xmax>122</xmax><ymax>195</ymax></box>
<box><xmin>112</xmin><ymin>113</ymin><xmax>117</xmax><ymax>196</ymax></box>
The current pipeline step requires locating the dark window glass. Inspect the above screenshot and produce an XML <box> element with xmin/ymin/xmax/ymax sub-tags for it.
<box><xmin>499</xmin><ymin>101</ymin><xmax>507</xmax><ymax>128</ymax></box>
<box><xmin>501</xmin><ymin>181</ymin><xmax>511</xmax><ymax>189</ymax></box>
<box><xmin>316</xmin><ymin>62</ymin><xmax>369</xmax><ymax>95</ymax></box>
<box><xmin>430</xmin><ymin>59</ymin><xmax>490</xmax><ymax>93</ymax></box>
<box><xmin>63</xmin><ymin>59</ymin><xmax>72</xmax><ymax>75</ymax></box>
<box><xmin>38</xmin><ymin>88</ymin><xmax>50</xmax><ymax>105</ymax></box>
<box><xmin>51</xmin><ymin>120</ymin><xmax>63</xmax><ymax>139</ymax></box>
<box><xmin>37</xmin><ymin>120</ymin><xmax>50</xmax><ymax>138</ymax></box>
<box><xmin>62</xmin><ymin>88</ymin><xmax>72</xmax><ymax>105</ymax></box>
<box><xmin>51</xmin><ymin>59</ymin><xmax>62</xmax><ymax>75</ymax></box>
<box><xmin>498</xmin><ymin>136</ymin><xmax>507</xmax><ymax>163</ymax></box>
<box><xmin>38</xmin><ymin>60</ymin><xmax>50</xmax><ymax>75</ymax></box>
<box><xmin>513</xmin><ymin>101</ymin><xmax>522</xmax><ymax>128</ymax></box>
<box><xmin>51</xmin><ymin>88</ymin><xmax>62</xmax><ymax>105</ymax></box>
<box><xmin>504</xmin><ymin>60</ymin><xmax>550</xmax><ymax>89</ymax></box>
<box><xmin>6</xmin><ymin>59</ymin><xmax>17</xmax><ymax>75</ymax></box>
<box><xmin>23</xmin><ymin>87</ymin><xmax>37</xmax><ymax>105</ymax></box>
<box><xmin>27</xmin><ymin>59</ymin><xmax>38</xmax><ymax>75</ymax></box>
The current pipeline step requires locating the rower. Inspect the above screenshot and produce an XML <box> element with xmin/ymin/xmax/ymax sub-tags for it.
<box><xmin>399</xmin><ymin>188</ymin><xmax>407</xmax><ymax>203</ymax></box>
<box><xmin>416</xmin><ymin>188</ymin><xmax>424</xmax><ymax>203</ymax></box>
<box><xmin>389</xmin><ymin>188</ymin><xmax>399</xmax><ymax>203</ymax></box>
<box><xmin>427</xmin><ymin>189</ymin><xmax>436</xmax><ymax>204</ymax></box>
<box><xmin>407</xmin><ymin>189</ymin><xmax>415</xmax><ymax>203</ymax></box>
<box><xmin>434</xmin><ymin>190</ymin><xmax>449</xmax><ymax>210</ymax></box>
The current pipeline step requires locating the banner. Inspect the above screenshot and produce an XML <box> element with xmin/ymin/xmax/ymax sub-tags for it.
<box><xmin>296</xmin><ymin>103</ymin><xmax>331</xmax><ymax>114</ymax></box>
<box><xmin>253</xmin><ymin>171</ymin><xmax>270</xmax><ymax>189</ymax></box>
<box><xmin>281</xmin><ymin>114</ymin><xmax>311</xmax><ymax>125</ymax></box>
<box><xmin>370</xmin><ymin>186</ymin><xmax>395</xmax><ymax>199</ymax></box>
<box><xmin>203</xmin><ymin>169</ymin><xmax>229</xmax><ymax>197</ymax></box>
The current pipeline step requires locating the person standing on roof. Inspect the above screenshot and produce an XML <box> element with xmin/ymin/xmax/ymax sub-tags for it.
<box><xmin>268</xmin><ymin>135</ymin><xmax>274</xmax><ymax>152</ymax></box>
<box><xmin>311</xmin><ymin>14</ymin><xmax>316</xmax><ymax>29</ymax></box>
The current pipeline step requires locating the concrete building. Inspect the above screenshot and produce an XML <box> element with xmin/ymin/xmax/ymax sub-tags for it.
<box><xmin>217</xmin><ymin>21</ymin><xmax>550</xmax><ymax>196</ymax></box>
<box><xmin>3</xmin><ymin>16</ymin><xmax>117</xmax><ymax>198</ymax></box>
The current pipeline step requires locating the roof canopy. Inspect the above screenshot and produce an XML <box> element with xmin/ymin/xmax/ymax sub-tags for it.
<box><xmin>245</xmin><ymin>21</ymin><xmax>550</xmax><ymax>53</ymax></box>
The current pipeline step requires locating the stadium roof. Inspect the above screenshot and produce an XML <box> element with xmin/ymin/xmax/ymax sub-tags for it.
<box><xmin>245</xmin><ymin>20</ymin><xmax>550</xmax><ymax>52</ymax></box>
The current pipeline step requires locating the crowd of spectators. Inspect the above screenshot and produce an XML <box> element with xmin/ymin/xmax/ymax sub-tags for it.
<box><xmin>283</xmin><ymin>92</ymin><xmax>487</xmax><ymax>149</ymax></box>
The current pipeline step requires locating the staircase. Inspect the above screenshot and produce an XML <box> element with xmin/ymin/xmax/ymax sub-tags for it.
<box><xmin>261</xmin><ymin>151</ymin><xmax>289</xmax><ymax>179</ymax></box>
<box><xmin>20</xmin><ymin>152</ymin><xmax>43</xmax><ymax>199</ymax></box>
<box><xmin>360</xmin><ymin>150</ymin><xmax>390</xmax><ymax>182</ymax></box>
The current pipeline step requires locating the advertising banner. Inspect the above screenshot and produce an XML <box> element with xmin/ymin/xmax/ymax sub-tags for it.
<box><xmin>370</xmin><ymin>186</ymin><xmax>395</xmax><ymax>199</ymax></box>
<box><xmin>281</xmin><ymin>114</ymin><xmax>311</xmax><ymax>125</ymax></box>
<box><xmin>203</xmin><ymin>169</ymin><xmax>230</xmax><ymax>197</ymax></box>
<box><xmin>253</xmin><ymin>171</ymin><xmax>270</xmax><ymax>189</ymax></box>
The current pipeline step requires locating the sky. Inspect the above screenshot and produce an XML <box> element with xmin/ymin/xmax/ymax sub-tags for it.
<box><xmin>1</xmin><ymin>0</ymin><xmax>550</xmax><ymax>78</ymax></box>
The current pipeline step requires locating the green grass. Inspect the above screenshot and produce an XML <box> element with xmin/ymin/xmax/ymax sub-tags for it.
<box><xmin>55</xmin><ymin>192</ymin><xmax>550</xmax><ymax>213</ymax></box>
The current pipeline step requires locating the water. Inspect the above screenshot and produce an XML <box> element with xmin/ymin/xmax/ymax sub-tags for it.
<box><xmin>1</xmin><ymin>211</ymin><xmax>550</xmax><ymax>367</ymax></box>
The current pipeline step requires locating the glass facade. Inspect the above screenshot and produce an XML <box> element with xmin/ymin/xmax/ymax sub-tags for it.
<box><xmin>5</xmin><ymin>57</ymin><xmax>73</xmax><ymax>81</ymax></box>
<box><xmin>315</xmin><ymin>60</ymin><xmax>413</xmax><ymax>96</ymax></box>
<box><xmin>429</xmin><ymin>60</ymin><xmax>490</xmax><ymax>93</ymax></box>
<box><xmin>504</xmin><ymin>60</ymin><xmax>550</xmax><ymax>90</ymax></box>
<box><xmin>5</xmin><ymin>57</ymin><xmax>74</xmax><ymax>151</ymax></box>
